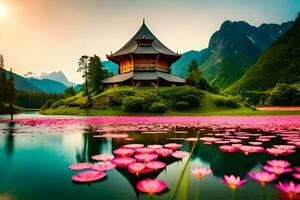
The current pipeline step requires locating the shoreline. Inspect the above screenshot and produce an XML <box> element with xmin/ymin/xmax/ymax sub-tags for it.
<box><xmin>39</xmin><ymin>107</ymin><xmax>300</xmax><ymax>116</ymax></box>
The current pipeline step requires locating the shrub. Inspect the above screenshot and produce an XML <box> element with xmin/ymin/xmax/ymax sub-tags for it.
<box><xmin>108</xmin><ymin>90</ymin><xmax>135</xmax><ymax>107</ymax></box>
<box><xmin>214</xmin><ymin>98</ymin><xmax>240</xmax><ymax>108</ymax></box>
<box><xmin>149</xmin><ymin>102</ymin><xmax>167</xmax><ymax>113</ymax></box>
<box><xmin>182</xmin><ymin>94</ymin><xmax>201</xmax><ymax>107</ymax></box>
<box><xmin>159</xmin><ymin>86</ymin><xmax>203</xmax><ymax>109</ymax></box>
<box><xmin>175</xmin><ymin>101</ymin><xmax>190</xmax><ymax>110</ymax></box>
<box><xmin>291</xmin><ymin>98</ymin><xmax>300</xmax><ymax>106</ymax></box>
<box><xmin>140</xmin><ymin>93</ymin><xmax>161</xmax><ymax>111</ymax></box>
<box><xmin>265</xmin><ymin>84</ymin><xmax>300</xmax><ymax>106</ymax></box>
<box><xmin>122</xmin><ymin>96</ymin><xmax>145</xmax><ymax>112</ymax></box>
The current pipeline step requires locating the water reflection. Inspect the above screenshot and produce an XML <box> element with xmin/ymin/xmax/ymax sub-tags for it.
<box><xmin>5</xmin><ymin>122</ymin><xmax>15</xmax><ymax>158</ymax></box>
<box><xmin>71</xmin><ymin>126</ymin><xmax>300</xmax><ymax>199</ymax></box>
<box><xmin>1</xmin><ymin>119</ymin><xmax>299</xmax><ymax>200</ymax></box>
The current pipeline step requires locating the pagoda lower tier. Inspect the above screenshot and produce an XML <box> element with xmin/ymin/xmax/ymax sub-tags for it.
<box><xmin>102</xmin><ymin>70</ymin><xmax>185</xmax><ymax>87</ymax></box>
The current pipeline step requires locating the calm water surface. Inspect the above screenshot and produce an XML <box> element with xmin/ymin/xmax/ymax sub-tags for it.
<box><xmin>0</xmin><ymin>114</ymin><xmax>300</xmax><ymax>200</ymax></box>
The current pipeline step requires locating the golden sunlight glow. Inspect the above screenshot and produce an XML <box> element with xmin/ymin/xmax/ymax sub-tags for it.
<box><xmin>0</xmin><ymin>2</ymin><xmax>7</xmax><ymax>17</ymax></box>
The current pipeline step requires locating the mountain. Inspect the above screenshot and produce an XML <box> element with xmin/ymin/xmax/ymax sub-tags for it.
<box><xmin>5</xmin><ymin>70</ymin><xmax>66</xmax><ymax>93</ymax></box>
<box><xmin>5</xmin><ymin>70</ymin><xmax>41</xmax><ymax>92</ymax></box>
<box><xmin>202</xmin><ymin>20</ymin><xmax>293</xmax><ymax>88</ymax></box>
<box><xmin>26</xmin><ymin>78</ymin><xmax>67</xmax><ymax>93</ymax></box>
<box><xmin>102</xmin><ymin>61</ymin><xmax>118</xmax><ymax>75</ymax></box>
<box><xmin>171</xmin><ymin>20</ymin><xmax>293</xmax><ymax>88</ymax></box>
<box><xmin>40</xmin><ymin>71</ymin><xmax>75</xmax><ymax>87</ymax></box>
<box><xmin>171</xmin><ymin>49</ymin><xmax>212</xmax><ymax>77</ymax></box>
<box><xmin>227</xmin><ymin>14</ymin><xmax>300</xmax><ymax>93</ymax></box>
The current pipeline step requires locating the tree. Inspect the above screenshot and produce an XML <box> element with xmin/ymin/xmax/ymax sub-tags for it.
<box><xmin>188</xmin><ymin>59</ymin><xmax>198</xmax><ymax>72</ymax></box>
<box><xmin>64</xmin><ymin>86</ymin><xmax>76</xmax><ymax>97</ymax></box>
<box><xmin>7</xmin><ymin>69</ymin><xmax>15</xmax><ymax>120</ymax></box>
<box><xmin>186</xmin><ymin>60</ymin><xmax>212</xmax><ymax>91</ymax></box>
<box><xmin>0</xmin><ymin>68</ymin><xmax>8</xmax><ymax>103</ymax></box>
<box><xmin>88</xmin><ymin>55</ymin><xmax>110</xmax><ymax>94</ymax></box>
<box><xmin>77</xmin><ymin>55</ymin><xmax>89</xmax><ymax>96</ymax></box>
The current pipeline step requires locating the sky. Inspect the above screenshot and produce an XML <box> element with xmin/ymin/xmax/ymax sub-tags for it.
<box><xmin>0</xmin><ymin>0</ymin><xmax>299</xmax><ymax>83</ymax></box>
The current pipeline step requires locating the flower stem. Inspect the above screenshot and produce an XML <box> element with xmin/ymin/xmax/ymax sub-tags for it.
<box><xmin>170</xmin><ymin>131</ymin><xmax>199</xmax><ymax>200</ymax></box>
<box><xmin>232</xmin><ymin>189</ymin><xmax>236</xmax><ymax>200</ymax></box>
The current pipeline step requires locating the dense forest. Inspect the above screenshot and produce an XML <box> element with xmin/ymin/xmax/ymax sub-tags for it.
<box><xmin>15</xmin><ymin>91</ymin><xmax>64</xmax><ymax>109</ymax></box>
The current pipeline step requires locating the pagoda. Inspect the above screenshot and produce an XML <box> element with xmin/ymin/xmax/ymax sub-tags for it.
<box><xmin>102</xmin><ymin>20</ymin><xmax>185</xmax><ymax>87</ymax></box>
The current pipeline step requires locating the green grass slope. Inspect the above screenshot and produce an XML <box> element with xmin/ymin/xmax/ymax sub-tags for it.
<box><xmin>227</xmin><ymin>14</ymin><xmax>300</xmax><ymax>93</ymax></box>
<box><xmin>40</xmin><ymin>86</ymin><xmax>255</xmax><ymax>116</ymax></box>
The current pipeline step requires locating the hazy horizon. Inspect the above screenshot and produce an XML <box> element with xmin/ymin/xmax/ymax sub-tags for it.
<box><xmin>0</xmin><ymin>0</ymin><xmax>299</xmax><ymax>83</ymax></box>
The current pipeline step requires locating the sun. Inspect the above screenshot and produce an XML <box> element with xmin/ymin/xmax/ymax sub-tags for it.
<box><xmin>0</xmin><ymin>2</ymin><xmax>7</xmax><ymax>17</ymax></box>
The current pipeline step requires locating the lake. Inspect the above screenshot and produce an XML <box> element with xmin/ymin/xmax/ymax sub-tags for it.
<box><xmin>0</xmin><ymin>114</ymin><xmax>300</xmax><ymax>200</ymax></box>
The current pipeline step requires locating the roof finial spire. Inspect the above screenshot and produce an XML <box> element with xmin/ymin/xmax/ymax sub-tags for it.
<box><xmin>143</xmin><ymin>18</ymin><xmax>145</xmax><ymax>25</ymax></box>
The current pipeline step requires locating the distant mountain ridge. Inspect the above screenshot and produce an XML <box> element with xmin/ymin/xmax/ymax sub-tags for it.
<box><xmin>227</xmin><ymin>14</ymin><xmax>300</xmax><ymax>93</ymax></box>
<box><xmin>5</xmin><ymin>70</ymin><xmax>67</xmax><ymax>93</ymax></box>
<box><xmin>171</xmin><ymin>49</ymin><xmax>212</xmax><ymax>77</ymax></box>
<box><xmin>26</xmin><ymin>78</ymin><xmax>67</xmax><ymax>93</ymax></box>
<box><xmin>40</xmin><ymin>71</ymin><xmax>75</xmax><ymax>87</ymax></box>
<box><xmin>171</xmin><ymin>20</ymin><xmax>293</xmax><ymax>88</ymax></box>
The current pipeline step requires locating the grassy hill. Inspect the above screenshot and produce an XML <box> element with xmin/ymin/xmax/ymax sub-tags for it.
<box><xmin>226</xmin><ymin>14</ymin><xmax>300</xmax><ymax>99</ymax></box>
<box><xmin>40</xmin><ymin>86</ymin><xmax>258</xmax><ymax>116</ymax></box>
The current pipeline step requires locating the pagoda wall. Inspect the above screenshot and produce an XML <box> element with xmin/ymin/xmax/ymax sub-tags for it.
<box><xmin>120</xmin><ymin>59</ymin><xmax>133</xmax><ymax>73</ymax></box>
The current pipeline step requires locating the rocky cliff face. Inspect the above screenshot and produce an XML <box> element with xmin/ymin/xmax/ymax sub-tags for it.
<box><xmin>201</xmin><ymin>20</ymin><xmax>293</xmax><ymax>88</ymax></box>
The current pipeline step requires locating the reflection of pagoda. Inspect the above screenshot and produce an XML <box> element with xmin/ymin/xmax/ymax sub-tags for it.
<box><xmin>102</xmin><ymin>19</ymin><xmax>185</xmax><ymax>87</ymax></box>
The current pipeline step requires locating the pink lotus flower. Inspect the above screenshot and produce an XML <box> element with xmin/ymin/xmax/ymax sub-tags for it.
<box><xmin>147</xmin><ymin>144</ymin><xmax>163</xmax><ymax>149</ymax></box>
<box><xmin>135</xmin><ymin>153</ymin><xmax>158</xmax><ymax>163</ymax></box>
<box><xmin>295</xmin><ymin>167</ymin><xmax>300</xmax><ymax>173</ymax></box>
<box><xmin>266</xmin><ymin>148</ymin><xmax>287</xmax><ymax>156</ymax></box>
<box><xmin>248</xmin><ymin>171</ymin><xmax>277</xmax><ymax>186</ymax></box>
<box><xmin>219</xmin><ymin>145</ymin><xmax>238</xmax><ymax>152</ymax></box>
<box><xmin>91</xmin><ymin>162</ymin><xmax>116</xmax><ymax>171</ymax></box>
<box><xmin>262</xmin><ymin>165</ymin><xmax>293</xmax><ymax>175</ymax></box>
<box><xmin>200</xmin><ymin>137</ymin><xmax>222</xmax><ymax>143</ymax></box>
<box><xmin>229</xmin><ymin>139</ymin><xmax>242</xmax><ymax>143</ymax></box>
<box><xmin>146</xmin><ymin>161</ymin><xmax>166</xmax><ymax>170</ymax></box>
<box><xmin>69</xmin><ymin>162</ymin><xmax>93</xmax><ymax>170</ymax></box>
<box><xmin>267</xmin><ymin>160</ymin><xmax>291</xmax><ymax>168</ymax></box>
<box><xmin>113</xmin><ymin>148</ymin><xmax>135</xmax><ymax>157</ymax></box>
<box><xmin>223</xmin><ymin>175</ymin><xmax>247</xmax><ymax>190</ymax></box>
<box><xmin>239</xmin><ymin>145</ymin><xmax>264</xmax><ymax>155</ymax></box>
<box><xmin>276</xmin><ymin>181</ymin><xmax>300</xmax><ymax>200</ymax></box>
<box><xmin>72</xmin><ymin>170</ymin><xmax>106</xmax><ymax>183</ymax></box>
<box><xmin>136</xmin><ymin>179</ymin><xmax>168</xmax><ymax>195</ymax></box>
<box><xmin>232</xmin><ymin>144</ymin><xmax>242</xmax><ymax>148</ymax></box>
<box><xmin>111</xmin><ymin>157</ymin><xmax>136</xmax><ymax>167</ymax></box>
<box><xmin>135</xmin><ymin>147</ymin><xmax>155</xmax><ymax>154</ymax></box>
<box><xmin>164</xmin><ymin>143</ymin><xmax>182</xmax><ymax>150</ymax></box>
<box><xmin>155</xmin><ymin>148</ymin><xmax>173</xmax><ymax>157</ymax></box>
<box><xmin>172</xmin><ymin>151</ymin><xmax>190</xmax><ymax>159</ymax></box>
<box><xmin>191</xmin><ymin>167</ymin><xmax>211</xmax><ymax>180</ymax></box>
<box><xmin>123</xmin><ymin>144</ymin><xmax>144</xmax><ymax>149</ymax></box>
<box><xmin>273</xmin><ymin>145</ymin><xmax>295</xmax><ymax>150</ymax></box>
<box><xmin>293</xmin><ymin>173</ymin><xmax>300</xmax><ymax>179</ymax></box>
<box><xmin>249</xmin><ymin>142</ymin><xmax>263</xmax><ymax>146</ymax></box>
<box><xmin>91</xmin><ymin>154</ymin><xmax>114</xmax><ymax>162</ymax></box>
<box><xmin>128</xmin><ymin>162</ymin><xmax>145</xmax><ymax>176</ymax></box>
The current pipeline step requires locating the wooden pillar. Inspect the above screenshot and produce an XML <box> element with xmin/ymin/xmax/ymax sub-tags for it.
<box><xmin>155</xmin><ymin>54</ymin><xmax>160</xmax><ymax>70</ymax></box>
<box><xmin>130</xmin><ymin>54</ymin><xmax>134</xmax><ymax>71</ymax></box>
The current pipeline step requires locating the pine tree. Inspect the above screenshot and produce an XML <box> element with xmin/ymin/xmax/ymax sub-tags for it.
<box><xmin>7</xmin><ymin>69</ymin><xmax>15</xmax><ymax>120</ymax></box>
<box><xmin>77</xmin><ymin>55</ymin><xmax>90</xmax><ymax>96</ymax></box>
<box><xmin>88</xmin><ymin>55</ymin><xmax>108</xmax><ymax>94</ymax></box>
<box><xmin>188</xmin><ymin>59</ymin><xmax>198</xmax><ymax>72</ymax></box>
<box><xmin>0</xmin><ymin>68</ymin><xmax>8</xmax><ymax>103</ymax></box>
<box><xmin>64</xmin><ymin>86</ymin><xmax>76</xmax><ymax>97</ymax></box>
